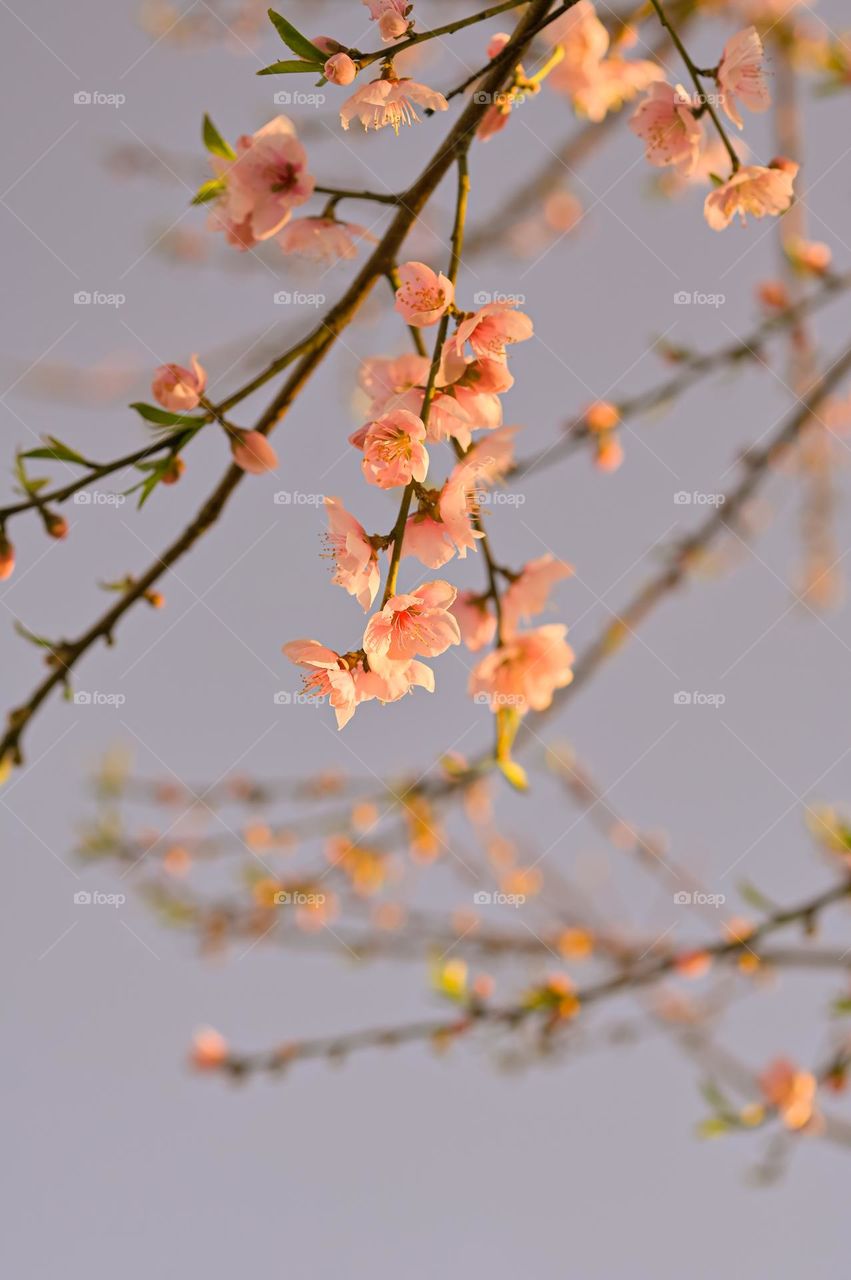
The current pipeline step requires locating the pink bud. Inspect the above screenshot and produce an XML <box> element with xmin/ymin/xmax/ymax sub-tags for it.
<box><xmin>324</xmin><ymin>52</ymin><xmax>357</xmax><ymax>86</ymax></box>
<box><xmin>190</xmin><ymin>1027</ymin><xmax>229</xmax><ymax>1070</ymax></box>
<box><xmin>0</xmin><ymin>532</ymin><xmax>14</xmax><ymax>581</ymax></box>
<box><xmin>487</xmin><ymin>32</ymin><xmax>511</xmax><ymax>59</ymax></box>
<box><xmin>152</xmin><ymin>355</ymin><xmax>207</xmax><ymax>413</ymax></box>
<box><xmin>45</xmin><ymin>512</ymin><xmax>69</xmax><ymax>540</ymax></box>
<box><xmin>231</xmin><ymin>431</ymin><xmax>278</xmax><ymax>475</ymax></box>
<box><xmin>312</xmin><ymin>35</ymin><xmax>342</xmax><ymax>55</ymax></box>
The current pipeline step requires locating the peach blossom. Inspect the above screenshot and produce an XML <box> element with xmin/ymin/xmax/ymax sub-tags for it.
<box><xmin>717</xmin><ymin>26</ymin><xmax>770</xmax><ymax>129</ymax></box>
<box><xmin>704</xmin><ymin>161</ymin><xmax>797</xmax><ymax>230</ymax></box>
<box><xmin>357</xmin><ymin>409</ymin><xmax>428</xmax><ymax>489</ymax></box>
<box><xmin>152</xmin><ymin>354</ymin><xmax>207</xmax><ymax>412</ymax></box>
<box><xmin>502</xmin><ymin>555</ymin><xmax>573</xmax><ymax>635</ymax></box>
<box><xmin>594</xmin><ymin>435</ymin><xmax>624</xmax><ymax>471</ymax></box>
<box><xmin>486</xmin><ymin>32</ymin><xmax>511</xmax><ymax>60</ymax></box>
<box><xmin>278</xmin><ymin>217</ymin><xmax>376</xmax><ymax>262</ymax></box>
<box><xmin>469</xmin><ymin>625</ymin><xmax>575</xmax><ymax>714</ymax></box>
<box><xmin>451</xmin><ymin>591</ymin><xmax>497</xmax><ymax>651</ymax></box>
<box><xmin>324</xmin><ymin>52</ymin><xmax>358</xmax><ymax>86</ymax></box>
<box><xmin>283</xmin><ymin>639</ymin><xmax>360</xmax><ymax>729</ymax></box>
<box><xmin>395</xmin><ymin>261</ymin><xmax>454</xmax><ymax>327</ymax></box>
<box><xmin>362</xmin><ymin>0</ymin><xmax>410</xmax><ymax>42</ymax></box>
<box><xmin>191</xmin><ymin>1027</ymin><xmax>229</xmax><ymax>1070</ymax></box>
<box><xmin>451</xmin><ymin>301</ymin><xmax>533</xmax><ymax>362</ymax></box>
<box><xmin>758</xmin><ymin>1058</ymin><xmax>818</xmax><ymax>1130</ymax></box>
<box><xmin>545</xmin><ymin>6</ymin><xmax>663</xmax><ymax>122</ymax></box>
<box><xmin>208</xmin><ymin>117</ymin><xmax>314</xmax><ymax>248</ymax></box>
<box><xmin>785</xmin><ymin>236</ymin><xmax>831</xmax><ymax>275</ymax></box>
<box><xmin>572</xmin><ymin>58</ymin><xmax>664</xmax><ymax>123</ymax></box>
<box><xmin>356</xmin><ymin>655</ymin><xmax>435</xmax><ymax>705</ymax></box>
<box><xmin>401</xmin><ymin>512</ymin><xmax>456</xmax><ymax>568</ymax></box>
<box><xmin>439</xmin><ymin>347</ymin><xmax>515</xmax><ymax>395</ymax></box>
<box><xmin>340</xmin><ymin>78</ymin><xmax>448</xmax><ymax>132</ymax></box>
<box><xmin>360</xmin><ymin>354</ymin><xmax>430</xmax><ymax>416</ymax></box>
<box><xmin>630</xmin><ymin>82</ymin><xmax>703</xmax><ymax>174</ymax></box>
<box><xmin>231</xmin><ymin>430</ymin><xmax>278</xmax><ymax>474</ymax></box>
<box><xmin>546</xmin><ymin>1</ymin><xmax>610</xmax><ymax>75</ymax></box>
<box><xmin>324</xmin><ymin>497</ymin><xmax>380</xmax><ymax>610</ymax></box>
<box><xmin>584</xmin><ymin>400</ymin><xmax>620</xmax><ymax>432</ymax></box>
<box><xmin>363</xmin><ymin>580</ymin><xmax>460</xmax><ymax>662</ymax></box>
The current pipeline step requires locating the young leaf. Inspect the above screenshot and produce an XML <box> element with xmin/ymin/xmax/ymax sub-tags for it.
<box><xmin>266</xmin><ymin>9</ymin><xmax>326</xmax><ymax>62</ymax></box>
<box><xmin>22</xmin><ymin>437</ymin><xmax>90</xmax><ymax>466</ymax></box>
<box><xmin>129</xmin><ymin>402</ymin><xmax>205</xmax><ymax>428</ymax></box>
<box><xmin>191</xmin><ymin>178</ymin><xmax>226</xmax><ymax>206</ymax></box>
<box><xmin>257</xmin><ymin>58</ymin><xmax>322</xmax><ymax>76</ymax></box>
<box><xmin>202</xmin><ymin>114</ymin><xmax>235</xmax><ymax>161</ymax></box>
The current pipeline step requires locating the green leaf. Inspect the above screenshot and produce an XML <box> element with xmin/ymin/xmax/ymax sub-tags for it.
<box><xmin>202</xmin><ymin>114</ymin><xmax>235</xmax><ymax>161</ymax></box>
<box><xmin>22</xmin><ymin>437</ymin><xmax>90</xmax><ymax>466</ymax></box>
<box><xmin>257</xmin><ymin>58</ymin><xmax>322</xmax><ymax>76</ymax></box>
<box><xmin>14</xmin><ymin>620</ymin><xmax>55</xmax><ymax>650</ymax></box>
<box><xmin>737</xmin><ymin>880</ymin><xmax>776</xmax><ymax>914</ymax></box>
<box><xmin>129</xmin><ymin>402</ymin><xmax>204</xmax><ymax>428</ymax></box>
<box><xmin>266</xmin><ymin>9</ymin><xmax>326</xmax><ymax>62</ymax></box>
<box><xmin>191</xmin><ymin>178</ymin><xmax>226</xmax><ymax>206</ymax></box>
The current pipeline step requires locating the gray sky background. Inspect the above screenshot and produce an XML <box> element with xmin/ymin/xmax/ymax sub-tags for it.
<box><xmin>2</xmin><ymin>1</ymin><xmax>851</xmax><ymax>1276</ymax></box>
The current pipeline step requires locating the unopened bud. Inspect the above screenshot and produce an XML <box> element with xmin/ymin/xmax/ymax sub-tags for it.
<box><xmin>144</xmin><ymin>590</ymin><xmax>165</xmax><ymax>609</ymax></box>
<box><xmin>44</xmin><ymin>511</ymin><xmax>68</xmax><ymax>540</ymax></box>
<box><xmin>0</xmin><ymin>531</ymin><xmax>14</xmax><ymax>581</ymax></box>
<box><xmin>161</xmin><ymin>456</ymin><xmax>185</xmax><ymax>485</ymax></box>
<box><xmin>584</xmin><ymin>400</ymin><xmax>620</xmax><ymax>433</ymax></box>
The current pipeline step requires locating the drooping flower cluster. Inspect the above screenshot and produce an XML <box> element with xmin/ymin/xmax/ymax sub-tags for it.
<box><xmin>544</xmin><ymin>1</ymin><xmax>663</xmax><ymax>123</ymax></box>
<box><xmin>282</xmin><ymin>270</ymin><xmax>574</xmax><ymax>732</ymax></box>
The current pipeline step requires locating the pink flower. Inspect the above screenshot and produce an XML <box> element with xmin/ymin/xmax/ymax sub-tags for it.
<box><xmin>324</xmin><ymin>497</ymin><xmax>380</xmax><ymax>610</ymax></box>
<box><xmin>152</xmin><ymin>355</ymin><xmax>206</xmax><ymax>412</ymax></box>
<box><xmin>395</xmin><ymin>261</ymin><xmax>454</xmax><ymax>327</ymax></box>
<box><xmin>451</xmin><ymin>301</ymin><xmax>533</xmax><ymax>363</ymax></box>
<box><xmin>704</xmin><ymin>161</ymin><xmax>797</xmax><ymax>230</ymax></box>
<box><xmin>451</xmin><ymin>591</ymin><xmax>497</xmax><ymax>651</ymax></box>
<box><xmin>208</xmin><ymin>117</ymin><xmax>314</xmax><ymax>248</ymax></box>
<box><xmin>340</xmin><ymin>78</ymin><xmax>448</xmax><ymax>132</ymax></box>
<box><xmin>356</xmin><ymin>409</ymin><xmax>429</xmax><ymax>489</ymax></box>
<box><xmin>360</xmin><ymin>354</ymin><xmax>430</xmax><ymax>415</ymax></box>
<box><xmin>546</xmin><ymin>1</ymin><xmax>609</xmax><ymax>74</ymax></box>
<box><xmin>469</xmin><ymin>625</ymin><xmax>575</xmax><ymax>714</ymax></box>
<box><xmin>364</xmin><ymin>580</ymin><xmax>460</xmax><ymax>661</ymax></box>
<box><xmin>325</xmin><ymin>52</ymin><xmax>358</xmax><ymax>85</ymax></box>
<box><xmin>570</xmin><ymin>57</ymin><xmax>663</xmax><ymax>123</ymax></box>
<box><xmin>502</xmin><ymin>555</ymin><xmax>573</xmax><ymax>635</ymax></box>
<box><xmin>190</xmin><ymin>1027</ymin><xmax>229</xmax><ymax>1070</ymax></box>
<box><xmin>486</xmin><ymin>32</ymin><xmax>511</xmax><ymax>60</ymax></box>
<box><xmin>545</xmin><ymin>2</ymin><xmax>663</xmax><ymax>122</ymax></box>
<box><xmin>231</xmin><ymin>430</ymin><xmax>278</xmax><ymax>474</ymax></box>
<box><xmin>278</xmin><ymin>217</ymin><xmax>376</xmax><ymax>262</ymax></box>
<box><xmin>356</xmin><ymin>656</ymin><xmax>435</xmax><ymax>704</ymax></box>
<box><xmin>362</xmin><ymin>0</ymin><xmax>411</xmax><ymax>42</ymax></box>
<box><xmin>283</xmin><ymin>639</ymin><xmax>360</xmax><ymax>729</ymax></box>
<box><xmin>717</xmin><ymin>26</ymin><xmax>770</xmax><ymax>129</ymax></box>
<box><xmin>630</xmin><ymin>82</ymin><xmax>703</xmax><ymax>174</ymax></box>
<box><xmin>401</xmin><ymin>512</ymin><xmax>456</xmax><ymax>568</ymax></box>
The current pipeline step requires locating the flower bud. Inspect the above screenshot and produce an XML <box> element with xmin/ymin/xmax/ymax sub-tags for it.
<box><xmin>594</xmin><ymin>436</ymin><xmax>624</xmax><ymax>472</ymax></box>
<box><xmin>231</xmin><ymin>430</ymin><xmax>278</xmax><ymax>475</ymax></box>
<box><xmin>0</xmin><ymin>531</ymin><xmax>14</xmax><ymax>581</ymax></box>
<box><xmin>324</xmin><ymin>52</ymin><xmax>357</xmax><ymax>85</ymax></box>
<box><xmin>584</xmin><ymin>400</ymin><xmax>620</xmax><ymax>433</ymax></box>
<box><xmin>44</xmin><ymin>511</ymin><xmax>69</xmax><ymax>540</ymax></box>
<box><xmin>144</xmin><ymin>590</ymin><xmax>165</xmax><ymax>609</ymax></box>
<box><xmin>161</xmin><ymin>456</ymin><xmax>185</xmax><ymax>485</ymax></box>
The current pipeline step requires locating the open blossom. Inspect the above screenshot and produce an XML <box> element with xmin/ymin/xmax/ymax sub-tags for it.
<box><xmin>152</xmin><ymin>355</ymin><xmax>206</xmax><ymax>412</ymax></box>
<box><xmin>208</xmin><ymin>117</ymin><xmax>314</xmax><ymax>248</ymax></box>
<box><xmin>356</xmin><ymin>656</ymin><xmax>435</xmax><ymax>704</ymax></box>
<box><xmin>360</xmin><ymin>354</ymin><xmax>430</xmax><ymax>415</ymax></box>
<box><xmin>395</xmin><ymin>261</ymin><xmax>454</xmax><ymax>327</ymax></box>
<box><xmin>545</xmin><ymin>2</ymin><xmax>662</xmax><ymax>122</ymax></box>
<box><xmin>630</xmin><ymin>82</ymin><xmax>703</xmax><ymax>174</ymax></box>
<box><xmin>758</xmin><ymin>1058</ymin><xmax>818</xmax><ymax>1130</ymax></box>
<box><xmin>717</xmin><ymin>26</ymin><xmax>770</xmax><ymax>128</ymax></box>
<box><xmin>278</xmin><ymin>217</ymin><xmax>376</xmax><ymax>263</ymax></box>
<box><xmin>364</xmin><ymin>580</ymin><xmax>460</xmax><ymax>662</ymax></box>
<box><xmin>401</xmin><ymin>512</ymin><xmax>456</xmax><ymax>568</ymax></box>
<box><xmin>231</xmin><ymin>430</ymin><xmax>278</xmax><ymax>474</ymax></box>
<box><xmin>340</xmin><ymin>78</ymin><xmax>448</xmax><ymax>132</ymax></box>
<box><xmin>469</xmin><ymin>625</ymin><xmax>575</xmax><ymax>714</ymax></box>
<box><xmin>354</xmin><ymin>409</ymin><xmax>429</xmax><ymax>489</ymax></box>
<box><xmin>451</xmin><ymin>301</ymin><xmax>533</xmax><ymax>362</ymax></box>
<box><xmin>324</xmin><ymin>497</ymin><xmax>380</xmax><ymax>610</ymax></box>
<box><xmin>283</xmin><ymin>640</ymin><xmax>361</xmax><ymax>729</ymax></box>
<box><xmin>502</xmin><ymin>555</ymin><xmax>573</xmax><ymax>635</ymax></box>
<box><xmin>362</xmin><ymin>0</ymin><xmax>411</xmax><ymax>42</ymax></box>
<box><xmin>324</xmin><ymin>52</ymin><xmax>358</xmax><ymax>86</ymax></box>
<box><xmin>704</xmin><ymin>160</ymin><xmax>797</xmax><ymax>230</ymax></box>
<box><xmin>451</xmin><ymin>591</ymin><xmax>497</xmax><ymax>651</ymax></box>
